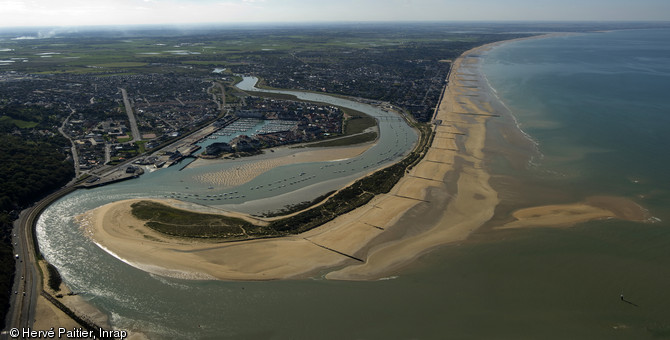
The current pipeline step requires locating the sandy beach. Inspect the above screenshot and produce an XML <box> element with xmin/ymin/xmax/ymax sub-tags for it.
<box><xmin>78</xmin><ymin>37</ymin><xmax>650</xmax><ymax>282</ymax></box>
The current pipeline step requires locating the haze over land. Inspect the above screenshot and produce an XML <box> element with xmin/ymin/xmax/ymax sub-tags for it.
<box><xmin>1</xmin><ymin>0</ymin><xmax>669</xmax><ymax>28</ymax></box>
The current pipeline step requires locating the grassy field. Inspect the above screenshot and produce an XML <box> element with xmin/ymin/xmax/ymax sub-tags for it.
<box><xmin>342</xmin><ymin>109</ymin><xmax>376</xmax><ymax>135</ymax></box>
<box><xmin>131</xmin><ymin>201</ymin><xmax>278</xmax><ymax>239</ymax></box>
<box><xmin>91</xmin><ymin>62</ymin><xmax>148</xmax><ymax>68</ymax></box>
<box><xmin>306</xmin><ymin>131</ymin><xmax>377</xmax><ymax>148</ymax></box>
<box><xmin>0</xmin><ymin>26</ymin><xmax>515</xmax><ymax>75</ymax></box>
<box><xmin>0</xmin><ymin>116</ymin><xmax>38</xmax><ymax>129</ymax></box>
<box><xmin>135</xmin><ymin>141</ymin><xmax>147</xmax><ymax>153</ymax></box>
<box><xmin>116</xmin><ymin>135</ymin><xmax>132</xmax><ymax>143</ymax></box>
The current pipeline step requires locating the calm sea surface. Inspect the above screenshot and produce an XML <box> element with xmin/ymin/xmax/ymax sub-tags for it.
<box><xmin>37</xmin><ymin>30</ymin><xmax>670</xmax><ymax>339</ymax></box>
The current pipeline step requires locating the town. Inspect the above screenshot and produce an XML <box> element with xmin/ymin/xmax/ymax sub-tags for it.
<box><xmin>0</xmin><ymin>69</ymin><xmax>355</xmax><ymax>182</ymax></box>
<box><xmin>202</xmin><ymin>97</ymin><xmax>344</xmax><ymax>157</ymax></box>
<box><xmin>0</xmin><ymin>25</ymin><xmax>529</xmax><ymax>213</ymax></box>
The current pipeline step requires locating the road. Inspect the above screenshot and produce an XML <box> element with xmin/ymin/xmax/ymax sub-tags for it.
<box><xmin>58</xmin><ymin>107</ymin><xmax>81</xmax><ymax>179</ymax></box>
<box><xmin>2</xmin><ymin>186</ymin><xmax>76</xmax><ymax>339</ymax></box>
<box><xmin>104</xmin><ymin>144</ymin><xmax>111</xmax><ymax>165</ymax></box>
<box><xmin>120</xmin><ymin>88</ymin><xmax>141</xmax><ymax>143</ymax></box>
<box><xmin>211</xmin><ymin>82</ymin><xmax>227</xmax><ymax>114</ymax></box>
<box><xmin>4</xmin><ymin>210</ymin><xmax>43</xmax><ymax>338</ymax></box>
<box><xmin>3</xmin><ymin>211</ymin><xmax>36</xmax><ymax>339</ymax></box>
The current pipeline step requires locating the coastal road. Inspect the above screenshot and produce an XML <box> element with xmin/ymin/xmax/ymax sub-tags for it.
<box><xmin>3</xmin><ymin>187</ymin><xmax>76</xmax><ymax>339</ymax></box>
<box><xmin>120</xmin><ymin>88</ymin><xmax>142</xmax><ymax>143</ymax></box>
<box><xmin>4</xmin><ymin>210</ymin><xmax>40</xmax><ymax>338</ymax></box>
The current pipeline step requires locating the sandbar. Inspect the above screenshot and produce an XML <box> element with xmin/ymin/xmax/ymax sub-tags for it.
<box><xmin>189</xmin><ymin>142</ymin><xmax>374</xmax><ymax>187</ymax></box>
<box><xmin>496</xmin><ymin>196</ymin><xmax>651</xmax><ymax>230</ymax></box>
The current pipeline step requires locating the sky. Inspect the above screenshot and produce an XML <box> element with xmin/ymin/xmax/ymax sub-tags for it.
<box><xmin>0</xmin><ymin>0</ymin><xmax>669</xmax><ymax>28</ymax></box>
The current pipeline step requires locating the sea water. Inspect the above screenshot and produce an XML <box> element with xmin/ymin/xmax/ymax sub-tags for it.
<box><xmin>454</xmin><ymin>28</ymin><xmax>670</xmax><ymax>338</ymax></box>
<box><xmin>482</xmin><ymin>30</ymin><xmax>670</xmax><ymax>206</ymax></box>
<box><xmin>37</xmin><ymin>30</ymin><xmax>670</xmax><ymax>339</ymax></box>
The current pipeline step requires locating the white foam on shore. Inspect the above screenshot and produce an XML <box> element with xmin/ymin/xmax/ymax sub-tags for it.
<box><xmin>377</xmin><ymin>275</ymin><xmax>399</xmax><ymax>281</ymax></box>
<box><xmin>93</xmin><ymin>242</ymin><xmax>216</xmax><ymax>281</ymax></box>
<box><xmin>476</xmin><ymin>54</ymin><xmax>544</xmax><ymax>166</ymax></box>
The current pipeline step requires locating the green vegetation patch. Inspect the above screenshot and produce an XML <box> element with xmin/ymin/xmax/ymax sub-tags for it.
<box><xmin>130</xmin><ymin>201</ymin><xmax>278</xmax><ymax>239</ymax></box>
<box><xmin>46</xmin><ymin>262</ymin><xmax>62</xmax><ymax>292</ymax></box>
<box><xmin>135</xmin><ymin>141</ymin><xmax>147</xmax><ymax>153</ymax></box>
<box><xmin>0</xmin><ymin>241</ymin><xmax>14</xmax><ymax>329</ymax></box>
<box><xmin>91</xmin><ymin>62</ymin><xmax>148</xmax><ymax>68</ymax></box>
<box><xmin>307</xmin><ymin>131</ymin><xmax>377</xmax><ymax>148</ymax></box>
<box><xmin>244</xmin><ymin>90</ymin><xmax>298</xmax><ymax>101</ymax></box>
<box><xmin>116</xmin><ymin>135</ymin><xmax>132</xmax><ymax>143</ymax></box>
<box><xmin>0</xmin><ymin>129</ymin><xmax>74</xmax><ymax>329</ymax></box>
<box><xmin>343</xmin><ymin>115</ymin><xmax>377</xmax><ymax>135</ymax></box>
<box><xmin>261</xmin><ymin>191</ymin><xmax>335</xmax><ymax>218</ymax></box>
<box><xmin>0</xmin><ymin>116</ymin><xmax>39</xmax><ymax>129</ymax></box>
<box><xmin>182</xmin><ymin>60</ymin><xmax>230</xmax><ymax>66</ymax></box>
<box><xmin>0</xmin><ymin>134</ymin><xmax>74</xmax><ymax>211</ymax></box>
<box><xmin>0</xmin><ymin>105</ymin><xmax>63</xmax><ymax>131</ymax></box>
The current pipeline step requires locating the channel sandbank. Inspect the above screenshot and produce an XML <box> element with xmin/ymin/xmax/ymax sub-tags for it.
<box><xmin>189</xmin><ymin>142</ymin><xmax>373</xmax><ymax>187</ymax></box>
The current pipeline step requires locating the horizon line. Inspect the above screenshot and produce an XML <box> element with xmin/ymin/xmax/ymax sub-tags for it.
<box><xmin>1</xmin><ymin>19</ymin><xmax>670</xmax><ymax>31</ymax></box>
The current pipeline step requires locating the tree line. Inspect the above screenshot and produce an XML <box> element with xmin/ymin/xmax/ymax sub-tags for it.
<box><xmin>0</xmin><ymin>104</ymin><xmax>75</xmax><ymax>329</ymax></box>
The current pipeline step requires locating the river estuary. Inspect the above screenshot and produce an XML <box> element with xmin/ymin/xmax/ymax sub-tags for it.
<box><xmin>36</xmin><ymin>77</ymin><xmax>419</xmax><ymax>338</ymax></box>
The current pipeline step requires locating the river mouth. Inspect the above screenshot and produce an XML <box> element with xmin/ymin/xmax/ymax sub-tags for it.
<box><xmin>35</xmin><ymin>77</ymin><xmax>420</xmax><ymax>337</ymax></box>
<box><xmin>49</xmin><ymin>43</ymin><xmax>506</xmax><ymax>287</ymax></box>
<box><xmin>36</xmin><ymin>30</ymin><xmax>670</xmax><ymax>339</ymax></box>
<box><xmin>63</xmin><ymin>76</ymin><xmax>434</xmax><ymax>282</ymax></box>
